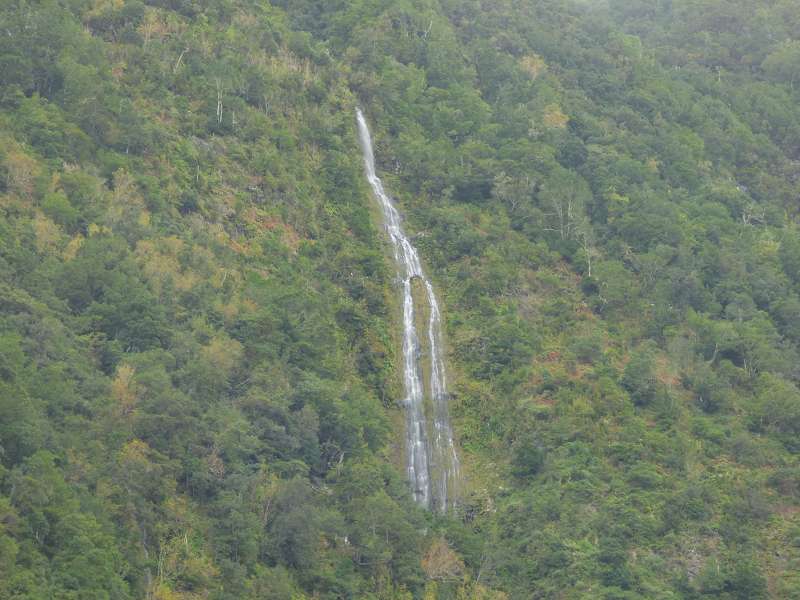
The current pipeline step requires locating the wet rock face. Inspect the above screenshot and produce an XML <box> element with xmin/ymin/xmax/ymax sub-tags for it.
<box><xmin>357</xmin><ymin>110</ymin><xmax>460</xmax><ymax>513</ymax></box>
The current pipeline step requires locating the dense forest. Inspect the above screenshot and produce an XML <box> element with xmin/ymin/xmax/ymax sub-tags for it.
<box><xmin>1</xmin><ymin>0</ymin><xmax>800</xmax><ymax>598</ymax></box>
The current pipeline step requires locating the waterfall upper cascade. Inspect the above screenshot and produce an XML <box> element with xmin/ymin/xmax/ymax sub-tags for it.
<box><xmin>356</xmin><ymin>109</ymin><xmax>460</xmax><ymax>513</ymax></box>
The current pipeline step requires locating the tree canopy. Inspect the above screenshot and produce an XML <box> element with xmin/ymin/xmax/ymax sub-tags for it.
<box><xmin>2</xmin><ymin>0</ymin><xmax>800</xmax><ymax>598</ymax></box>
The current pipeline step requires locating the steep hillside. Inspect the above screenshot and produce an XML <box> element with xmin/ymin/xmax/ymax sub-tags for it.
<box><xmin>280</xmin><ymin>0</ymin><xmax>800</xmax><ymax>597</ymax></box>
<box><xmin>1</xmin><ymin>0</ymin><xmax>800</xmax><ymax>599</ymax></box>
<box><xmin>0</xmin><ymin>1</ymin><xmax>436</xmax><ymax>598</ymax></box>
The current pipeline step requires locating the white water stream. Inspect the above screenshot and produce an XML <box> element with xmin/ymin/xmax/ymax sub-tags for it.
<box><xmin>356</xmin><ymin>109</ymin><xmax>459</xmax><ymax>512</ymax></box>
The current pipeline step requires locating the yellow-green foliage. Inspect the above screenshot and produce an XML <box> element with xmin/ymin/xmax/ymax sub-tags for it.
<box><xmin>2</xmin><ymin>0</ymin><xmax>800</xmax><ymax>598</ymax></box>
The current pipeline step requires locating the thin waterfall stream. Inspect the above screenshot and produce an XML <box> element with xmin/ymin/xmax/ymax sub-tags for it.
<box><xmin>356</xmin><ymin>109</ymin><xmax>460</xmax><ymax>512</ymax></box>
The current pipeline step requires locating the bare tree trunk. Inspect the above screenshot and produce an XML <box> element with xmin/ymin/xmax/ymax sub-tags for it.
<box><xmin>216</xmin><ymin>79</ymin><xmax>223</xmax><ymax>124</ymax></box>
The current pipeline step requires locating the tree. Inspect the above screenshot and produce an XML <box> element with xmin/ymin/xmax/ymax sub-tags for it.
<box><xmin>0</xmin><ymin>333</ymin><xmax>43</xmax><ymax>466</ymax></box>
<box><xmin>750</xmin><ymin>373</ymin><xmax>800</xmax><ymax>449</ymax></box>
<box><xmin>621</xmin><ymin>343</ymin><xmax>659</xmax><ymax>406</ymax></box>
<box><xmin>421</xmin><ymin>537</ymin><xmax>465</xmax><ymax>582</ymax></box>
<box><xmin>762</xmin><ymin>41</ymin><xmax>800</xmax><ymax>88</ymax></box>
<box><xmin>539</xmin><ymin>168</ymin><xmax>591</xmax><ymax>242</ymax></box>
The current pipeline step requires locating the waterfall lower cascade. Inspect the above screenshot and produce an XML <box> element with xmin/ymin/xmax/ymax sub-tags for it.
<box><xmin>356</xmin><ymin>109</ymin><xmax>460</xmax><ymax>513</ymax></box>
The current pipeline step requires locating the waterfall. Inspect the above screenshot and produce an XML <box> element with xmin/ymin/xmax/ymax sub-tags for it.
<box><xmin>356</xmin><ymin>109</ymin><xmax>460</xmax><ymax>512</ymax></box>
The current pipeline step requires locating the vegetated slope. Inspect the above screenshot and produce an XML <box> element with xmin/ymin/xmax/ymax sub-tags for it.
<box><xmin>0</xmin><ymin>1</ymin><xmax>444</xmax><ymax>598</ymax></box>
<box><xmin>278</xmin><ymin>0</ymin><xmax>800</xmax><ymax>597</ymax></box>
<box><xmin>1</xmin><ymin>0</ymin><xmax>800</xmax><ymax>599</ymax></box>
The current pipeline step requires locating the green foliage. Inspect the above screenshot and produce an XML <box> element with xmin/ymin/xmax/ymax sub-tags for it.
<box><xmin>621</xmin><ymin>343</ymin><xmax>660</xmax><ymax>406</ymax></box>
<box><xmin>2</xmin><ymin>0</ymin><xmax>800</xmax><ymax>597</ymax></box>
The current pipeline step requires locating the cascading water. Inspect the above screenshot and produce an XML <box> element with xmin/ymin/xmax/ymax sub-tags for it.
<box><xmin>356</xmin><ymin>109</ymin><xmax>460</xmax><ymax>512</ymax></box>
